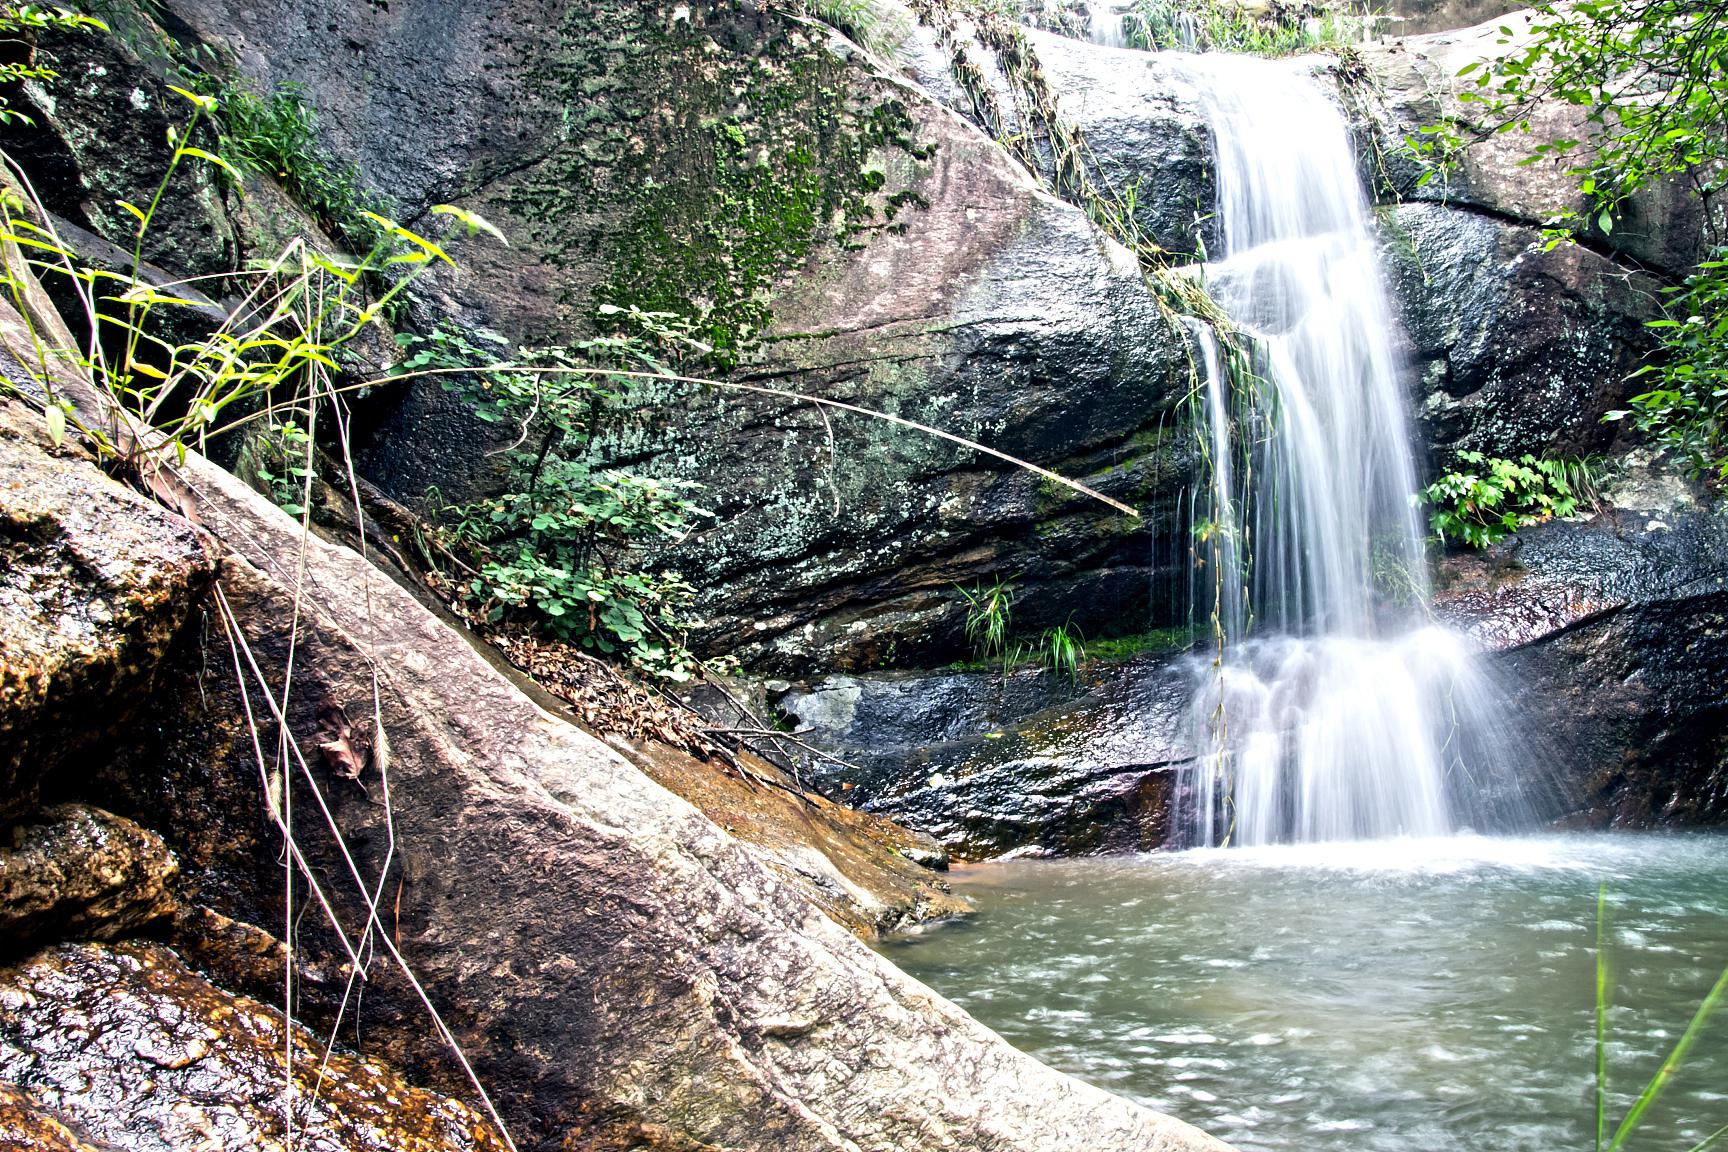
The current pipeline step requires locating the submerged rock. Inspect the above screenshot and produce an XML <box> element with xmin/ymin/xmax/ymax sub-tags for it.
<box><xmin>0</xmin><ymin>940</ymin><xmax>510</xmax><ymax>1152</ymax></box>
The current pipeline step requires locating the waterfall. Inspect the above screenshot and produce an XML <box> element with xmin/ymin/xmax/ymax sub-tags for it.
<box><xmin>1085</xmin><ymin>1</ymin><xmax>1127</xmax><ymax>48</ymax></box>
<box><xmin>1171</xmin><ymin>54</ymin><xmax>1527</xmax><ymax>847</ymax></box>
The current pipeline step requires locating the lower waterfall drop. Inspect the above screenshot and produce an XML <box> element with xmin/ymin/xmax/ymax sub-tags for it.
<box><xmin>1170</xmin><ymin>53</ymin><xmax>1529</xmax><ymax>847</ymax></box>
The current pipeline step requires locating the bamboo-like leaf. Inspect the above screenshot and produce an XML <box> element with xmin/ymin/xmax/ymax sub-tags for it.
<box><xmin>176</xmin><ymin>145</ymin><xmax>242</xmax><ymax>181</ymax></box>
<box><xmin>166</xmin><ymin>84</ymin><xmax>218</xmax><ymax>112</ymax></box>
<box><xmin>431</xmin><ymin>204</ymin><xmax>510</xmax><ymax>246</ymax></box>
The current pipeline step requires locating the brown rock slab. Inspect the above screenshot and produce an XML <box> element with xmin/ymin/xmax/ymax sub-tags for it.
<box><xmin>0</xmin><ymin>400</ymin><xmax>214</xmax><ymax>823</ymax></box>
<box><xmin>0</xmin><ymin>805</ymin><xmax>180</xmax><ymax>957</ymax></box>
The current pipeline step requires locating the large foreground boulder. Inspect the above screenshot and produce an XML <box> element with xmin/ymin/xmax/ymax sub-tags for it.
<box><xmin>155</xmin><ymin>430</ymin><xmax>1227</xmax><ymax>1150</ymax></box>
<box><xmin>0</xmin><ymin>382</ymin><xmax>1229</xmax><ymax>1149</ymax></box>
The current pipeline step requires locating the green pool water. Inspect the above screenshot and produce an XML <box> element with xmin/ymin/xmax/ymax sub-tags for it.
<box><xmin>881</xmin><ymin>835</ymin><xmax>1728</xmax><ymax>1152</ymax></box>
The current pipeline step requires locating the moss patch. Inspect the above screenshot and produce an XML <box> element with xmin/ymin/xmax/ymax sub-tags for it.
<box><xmin>492</xmin><ymin>2</ymin><xmax>933</xmax><ymax>364</ymax></box>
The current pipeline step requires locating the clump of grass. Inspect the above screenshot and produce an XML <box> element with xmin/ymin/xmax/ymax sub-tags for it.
<box><xmin>1126</xmin><ymin>0</ymin><xmax>1372</xmax><ymax>57</ymax></box>
<box><xmin>958</xmin><ymin>577</ymin><xmax>1016</xmax><ymax>672</ymax></box>
<box><xmin>1039</xmin><ymin>620</ymin><xmax>1086</xmax><ymax>683</ymax></box>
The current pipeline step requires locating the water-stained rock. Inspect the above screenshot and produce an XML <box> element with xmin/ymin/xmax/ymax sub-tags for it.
<box><xmin>101</xmin><ymin>0</ymin><xmax>1194</xmax><ymax>674</ymax></box>
<box><xmin>778</xmin><ymin>656</ymin><xmax>1195</xmax><ymax>858</ymax></box>
<box><xmin>1379</xmin><ymin>201</ymin><xmax>1661</xmax><ymax>460</ymax></box>
<box><xmin>614</xmin><ymin>738</ymin><xmax>969</xmax><ymax>936</ymax></box>
<box><xmin>0</xmin><ymin>805</ymin><xmax>180</xmax><ymax>957</ymax></box>
<box><xmin>0</xmin><ymin>940</ymin><xmax>510</xmax><ymax>1152</ymax></box>
<box><xmin>0</xmin><ymin>1081</ymin><xmax>110</xmax><ymax>1152</ymax></box>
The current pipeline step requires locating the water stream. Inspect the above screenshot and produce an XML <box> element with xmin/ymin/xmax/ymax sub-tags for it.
<box><xmin>885</xmin><ymin>837</ymin><xmax>1728</xmax><ymax>1152</ymax></box>
<box><xmin>1170</xmin><ymin>54</ymin><xmax>1528</xmax><ymax>847</ymax></box>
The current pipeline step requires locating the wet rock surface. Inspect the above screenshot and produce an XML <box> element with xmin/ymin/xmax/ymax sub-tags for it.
<box><xmin>1436</xmin><ymin>460</ymin><xmax>1728</xmax><ymax>825</ymax></box>
<box><xmin>0</xmin><ymin>308</ymin><xmax>1220</xmax><ymax>1151</ymax></box>
<box><xmin>1380</xmin><ymin>201</ymin><xmax>1661</xmax><ymax>460</ymax></box>
<box><xmin>0</xmin><ymin>805</ymin><xmax>180</xmax><ymax>958</ymax></box>
<box><xmin>0</xmin><ymin>401</ymin><xmax>214</xmax><ymax>823</ymax></box>
<box><xmin>0</xmin><ymin>940</ymin><xmax>510</xmax><ymax>1152</ymax></box>
<box><xmin>778</xmin><ymin>656</ymin><xmax>1197</xmax><ymax>858</ymax></box>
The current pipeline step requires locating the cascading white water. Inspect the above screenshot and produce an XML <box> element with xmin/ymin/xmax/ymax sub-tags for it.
<box><xmin>1085</xmin><ymin>1</ymin><xmax>1128</xmax><ymax>47</ymax></box>
<box><xmin>1172</xmin><ymin>54</ymin><xmax>1527</xmax><ymax>847</ymax></box>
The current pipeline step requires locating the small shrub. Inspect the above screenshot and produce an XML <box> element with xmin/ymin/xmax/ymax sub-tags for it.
<box><xmin>186</xmin><ymin>75</ymin><xmax>388</xmax><ymax>252</ymax></box>
<box><xmin>1609</xmin><ymin>252</ymin><xmax>1728</xmax><ymax>482</ymax></box>
<box><xmin>1422</xmin><ymin>451</ymin><xmax>1597</xmax><ymax>549</ymax></box>
<box><xmin>1126</xmin><ymin>0</ymin><xmax>1369</xmax><ymax>57</ymax></box>
<box><xmin>407</xmin><ymin>319</ymin><xmax>713</xmax><ymax>680</ymax></box>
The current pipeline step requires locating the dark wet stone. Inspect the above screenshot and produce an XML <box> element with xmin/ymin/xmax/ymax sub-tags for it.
<box><xmin>778</xmin><ymin>656</ymin><xmax>1197</xmax><ymax>858</ymax></box>
<box><xmin>1379</xmin><ymin>201</ymin><xmax>1660</xmax><ymax>461</ymax></box>
<box><xmin>0</xmin><ymin>940</ymin><xmax>511</xmax><ymax>1152</ymax></box>
<box><xmin>1436</xmin><ymin>460</ymin><xmax>1728</xmax><ymax>827</ymax></box>
<box><xmin>0</xmin><ymin>805</ymin><xmax>180</xmax><ymax>958</ymax></box>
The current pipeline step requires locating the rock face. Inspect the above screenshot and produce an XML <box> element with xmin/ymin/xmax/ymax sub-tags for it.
<box><xmin>1359</xmin><ymin>13</ymin><xmax>1721</xmax><ymax>277</ymax></box>
<box><xmin>1435</xmin><ymin>459</ymin><xmax>1728</xmax><ymax>825</ymax></box>
<box><xmin>0</xmin><ymin>806</ymin><xmax>180</xmax><ymax>957</ymax></box>
<box><xmin>116</xmin><ymin>0</ymin><xmax>1196</xmax><ymax>674</ymax></box>
<box><xmin>0</xmin><ymin>941</ymin><xmax>511</xmax><ymax>1152</ymax></box>
<box><xmin>776</xmin><ymin>655</ymin><xmax>1194</xmax><ymax>858</ymax></box>
<box><xmin>0</xmin><ymin>400</ymin><xmax>213</xmax><ymax>824</ymax></box>
<box><xmin>0</xmin><ymin>345</ymin><xmax>1232</xmax><ymax>1148</ymax></box>
<box><xmin>1379</xmin><ymin>201</ymin><xmax>1661</xmax><ymax>459</ymax></box>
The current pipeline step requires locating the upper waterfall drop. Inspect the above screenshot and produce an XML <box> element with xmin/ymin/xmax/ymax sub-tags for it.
<box><xmin>1168</xmin><ymin>53</ymin><xmax>1530</xmax><ymax>847</ymax></box>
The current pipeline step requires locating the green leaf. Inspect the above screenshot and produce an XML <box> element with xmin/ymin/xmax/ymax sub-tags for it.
<box><xmin>176</xmin><ymin>145</ymin><xmax>242</xmax><ymax>180</ymax></box>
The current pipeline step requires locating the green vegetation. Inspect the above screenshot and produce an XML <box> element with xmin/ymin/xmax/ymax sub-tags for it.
<box><xmin>1610</xmin><ymin>251</ymin><xmax>1728</xmax><ymax>480</ymax></box>
<box><xmin>1419</xmin><ymin>0</ymin><xmax>1727</xmax><ymax>484</ymax></box>
<box><xmin>189</xmin><ymin>76</ymin><xmax>388</xmax><ymax>252</ymax></box>
<box><xmin>1126</xmin><ymin>0</ymin><xmax>1371</xmax><ymax>56</ymax></box>
<box><xmin>0</xmin><ymin>5</ymin><xmax>107</xmax><ymax>125</ymax></box>
<box><xmin>0</xmin><ymin>84</ymin><xmax>488</xmax><ymax>471</ymax></box>
<box><xmin>1084</xmin><ymin>626</ymin><xmax>1191</xmax><ymax>662</ymax></box>
<box><xmin>1421</xmin><ymin>452</ymin><xmax>1599</xmax><ymax>548</ymax></box>
<box><xmin>959</xmin><ymin>577</ymin><xmax>1016</xmax><ymax>672</ymax></box>
<box><xmin>408</xmin><ymin>318</ymin><xmax>713</xmax><ymax>680</ymax></box>
<box><xmin>1038</xmin><ymin>620</ymin><xmax>1086</xmax><ymax>683</ymax></box>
